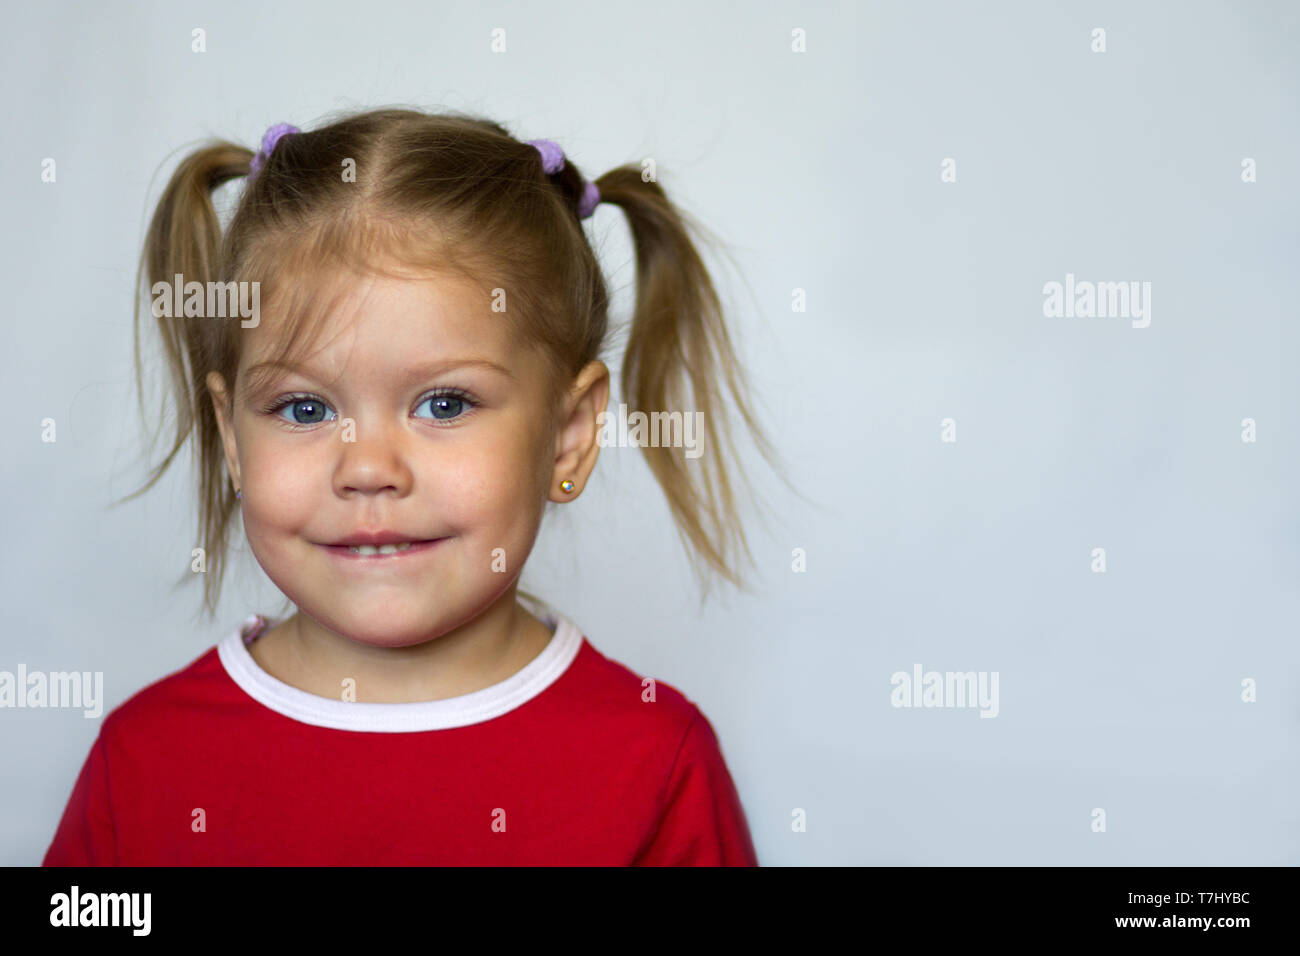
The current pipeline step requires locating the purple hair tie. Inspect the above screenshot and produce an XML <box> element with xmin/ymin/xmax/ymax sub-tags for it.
<box><xmin>577</xmin><ymin>181</ymin><xmax>601</xmax><ymax>219</ymax></box>
<box><xmin>249</xmin><ymin>122</ymin><xmax>300</xmax><ymax>177</ymax></box>
<box><xmin>526</xmin><ymin>138</ymin><xmax>566</xmax><ymax>174</ymax></box>
<box><xmin>526</xmin><ymin>138</ymin><xmax>601</xmax><ymax>219</ymax></box>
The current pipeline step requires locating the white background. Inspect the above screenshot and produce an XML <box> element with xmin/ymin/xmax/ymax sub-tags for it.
<box><xmin>2</xmin><ymin>0</ymin><xmax>1297</xmax><ymax>865</ymax></box>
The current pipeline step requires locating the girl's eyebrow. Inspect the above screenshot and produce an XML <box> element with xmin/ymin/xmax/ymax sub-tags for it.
<box><xmin>242</xmin><ymin>357</ymin><xmax>517</xmax><ymax>393</ymax></box>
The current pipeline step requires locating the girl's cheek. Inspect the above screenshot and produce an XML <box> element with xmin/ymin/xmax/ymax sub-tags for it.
<box><xmin>241</xmin><ymin>453</ymin><xmax>322</xmax><ymax>526</ymax></box>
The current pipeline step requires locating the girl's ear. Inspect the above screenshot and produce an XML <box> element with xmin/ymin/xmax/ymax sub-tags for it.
<box><xmin>205</xmin><ymin>371</ymin><xmax>242</xmax><ymax>493</ymax></box>
<box><xmin>549</xmin><ymin>360</ymin><xmax>610</xmax><ymax>502</ymax></box>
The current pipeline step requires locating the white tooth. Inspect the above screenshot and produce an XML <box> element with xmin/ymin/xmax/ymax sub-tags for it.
<box><xmin>348</xmin><ymin>542</ymin><xmax>413</xmax><ymax>555</ymax></box>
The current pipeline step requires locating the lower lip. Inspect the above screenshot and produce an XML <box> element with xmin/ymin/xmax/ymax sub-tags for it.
<box><xmin>319</xmin><ymin>539</ymin><xmax>447</xmax><ymax>561</ymax></box>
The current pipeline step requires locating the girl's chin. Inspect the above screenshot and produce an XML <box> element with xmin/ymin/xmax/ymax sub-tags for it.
<box><xmin>305</xmin><ymin>601</ymin><xmax>480</xmax><ymax>643</ymax></box>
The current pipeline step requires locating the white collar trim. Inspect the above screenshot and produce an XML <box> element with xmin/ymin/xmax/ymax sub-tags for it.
<box><xmin>217</xmin><ymin>611</ymin><xmax>584</xmax><ymax>732</ymax></box>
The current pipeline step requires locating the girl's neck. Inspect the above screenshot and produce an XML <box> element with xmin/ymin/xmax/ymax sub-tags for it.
<box><xmin>247</xmin><ymin>592</ymin><xmax>555</xmax><ymax>704</ymax></box>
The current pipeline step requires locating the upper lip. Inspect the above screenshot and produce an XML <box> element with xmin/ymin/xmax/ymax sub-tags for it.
<box><xmin>326</xmin><ymin>531</ymin><xmax>438</xmax><ymax>547</ymax></box>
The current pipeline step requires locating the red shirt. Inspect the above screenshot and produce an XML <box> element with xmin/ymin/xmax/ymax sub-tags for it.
<box><xmin>42</xmin><ymin>611</ymin><xmax>758</xmax><ymax>866</ymax></box>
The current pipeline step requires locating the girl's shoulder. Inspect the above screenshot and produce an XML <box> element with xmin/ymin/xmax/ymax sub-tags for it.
<box><xmin>93</xmin><ymin>618</ymin><xmax>251</xmax><ymax>743</ymax></box>
<box><xmin>562</xmin><ymin>630</ymin><xmax>710</xmax><ymax>739</ymax></box>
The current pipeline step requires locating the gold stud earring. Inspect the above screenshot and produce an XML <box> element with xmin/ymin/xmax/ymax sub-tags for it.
<box><xmin>559</xmin><ymin>479</ymin><xmax>575</xmax><ymax>494</ymax></box>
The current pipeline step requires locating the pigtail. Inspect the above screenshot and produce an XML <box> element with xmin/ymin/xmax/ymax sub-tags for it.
<box><xmin>119</xmin><ymin>142</ymin><xmax>255</xmax><ymax>617</ymax></box>
<box><xmin>592</xmin><ymin>168</ymin><xmax>780</xmax><ymax>596</ymax></box>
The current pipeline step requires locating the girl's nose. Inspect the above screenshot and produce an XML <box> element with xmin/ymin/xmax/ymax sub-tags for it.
<box><xmin>332</xmin><ymin>424</ymin><xmax>415</xmax><ymax>497</ymax></box>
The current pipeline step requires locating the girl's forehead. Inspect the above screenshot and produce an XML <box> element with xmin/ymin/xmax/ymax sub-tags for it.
<box><xmin>239</xmin><ymin>272</ymin><xmax>539</xmax><ymax>386</ymax></box>
<box><xmin>259</xmin><ymin>271</ymin><xmax>500</xmax><ymax>345</ymax></box>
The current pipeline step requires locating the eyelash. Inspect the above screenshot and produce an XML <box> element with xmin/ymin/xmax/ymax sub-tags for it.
<box><xmin>262</xmin><ymin>388</ymin><xmax>480</xmax><ymax>430</ymax></box>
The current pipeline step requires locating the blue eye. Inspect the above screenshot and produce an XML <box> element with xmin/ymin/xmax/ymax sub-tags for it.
<box><xmin>270</xmin><ymin>395</ymin><xmax>336</xmax><ymax>425</ymax></box>
<box><xmin>417</xmin><ymin>391</ymin><xmax>474</xmax><ymax>422</ymax></box>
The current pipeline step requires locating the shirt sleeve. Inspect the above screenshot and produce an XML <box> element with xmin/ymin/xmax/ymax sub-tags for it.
<box><xmin>42</xmin><ymin>730</ymin><xmax>118</xmax><ymax>866</ymax></box>
<box><xmin>633</xmin><ymin>709</ymin><xmax>759</xmax><ymax>866</ymax></box>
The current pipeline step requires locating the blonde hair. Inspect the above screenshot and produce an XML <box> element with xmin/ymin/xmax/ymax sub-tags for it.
<box><xmin>122</xmin><ymin>107</ymin><xmax>780</xmax><ymax>618</ymax></box>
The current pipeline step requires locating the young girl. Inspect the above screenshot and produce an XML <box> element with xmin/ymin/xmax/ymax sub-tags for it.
<box><xmin>42</xmin><ymin>107</ymin><xmax>775</xmax><ymax>866</ymax></box>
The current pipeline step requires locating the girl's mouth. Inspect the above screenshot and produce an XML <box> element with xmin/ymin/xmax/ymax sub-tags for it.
<box><xmin>321</xmin><ymin>539</ymin><xmax>446</xmax><ymax>559</ymax></box>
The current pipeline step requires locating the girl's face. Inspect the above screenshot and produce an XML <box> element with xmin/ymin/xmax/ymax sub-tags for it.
<box><xmin>207</xmin><ymin>269</ymin><xmax>606</xmax><ymax>647</ymax></box>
